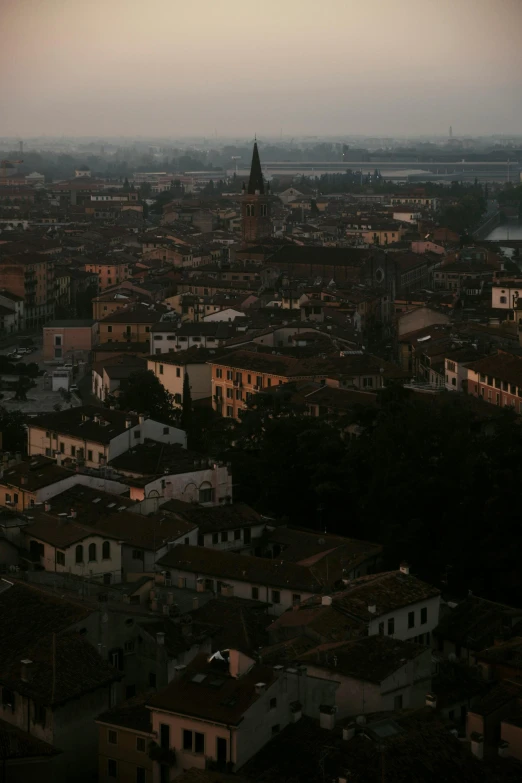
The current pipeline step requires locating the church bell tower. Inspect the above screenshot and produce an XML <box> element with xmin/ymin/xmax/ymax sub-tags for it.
<box><xmin>241</xmin><ymin>141</ymin><xmax>271</xmax><ymax>244</ymax></box>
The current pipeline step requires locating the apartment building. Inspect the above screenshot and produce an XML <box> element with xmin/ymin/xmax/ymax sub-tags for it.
<box><xmin>28</xmin><ymin>406</ymin><xmax>186</xmax><ymax>469</ymax></box>
<box><xmin>466</xmin><ymin>352</ymin><xmax>522</xmax><ymax>412</ymax></box>
<box><xmin>83</xmin><ymin>259</ymin><xmax>132</xmax><ymax>290</ymax></box>
<box><xmin>150</xmin><ymin>322</ymin><xmax>240</xmax><ymax>354</ymax></box>
<box><xmin>43</xmin><ymin>319</ymin><xmax>97</xmax><ymax>363</ymax></box>
<box><xmin>99</xmin><ymin>306</ymin><xmax>166</xmax><ymax>344</ymax></box>
<box><xmin>210</xmin><ymin>351</ymin><xmax>297</xmax><ymax>419</ymax></box>
<box><xmin>0</xmin><ymin>252</ymin><xmax>55</xmax><ymax>327</ymax></box>
<box><xmin>147</xmin><ymin>349</ymin><xmax>216</xmax><ymax>406</ymax></box>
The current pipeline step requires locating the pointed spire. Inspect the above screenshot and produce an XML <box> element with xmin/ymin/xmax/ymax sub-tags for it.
<box><xmin>247</xmin><ymin>141</ymin><xmax>264</xmax><ymax>195</ymax></box>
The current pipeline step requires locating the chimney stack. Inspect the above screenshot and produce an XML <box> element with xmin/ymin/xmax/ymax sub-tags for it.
<box><xmin>20</xmin><ymin>659</ymin><xmax>33</xmax><ymax>682</ymax></box>
<box><xmin>400</xmin><ymin>562</ymin><xmax>410</xmax><ymax>575</ymax></box>
<box><xmin>321</xmin><ymin>595</ymin><xmax>332</xmax><ymax>606</ymax></box>
<box><xmin>156</xmin><ymin>632</ymin><xmax>165</xmax><ymax>646</ymax></box>
<box><xmin>425</xmin><ymin>693</ymin><xmax>437</xmax><ymax>709</ymax></box>
<box><xmin>319</xmin><ymin>705</ymin><xmax>336</xmax><ymax>730</ymax></box>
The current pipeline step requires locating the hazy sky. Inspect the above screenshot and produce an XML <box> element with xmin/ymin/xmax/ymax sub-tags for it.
<box><xmin>2</xmin><ymin>0</ymin><xmax>521</xmax><ymax>137</ymax></box>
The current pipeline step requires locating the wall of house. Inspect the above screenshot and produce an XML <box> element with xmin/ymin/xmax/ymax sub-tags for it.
<box><xmin>108</xmin><ymin>420</ymin><xmax>186</xmax><ymax>462</ymax></box>
<box><xmin>199</xmin><ymin>522</ymin><xmax>266</xmax><ymax>552</ymax></box>
<box><xmin>167</xmin><ymin>569</ymin><xmax>315</xmax><ymax>616</ymax></box>
<box><xmin>492</xmin><ymin>286</ymin><xmax>522</xmax><ymax>310</ymax></box>
<box><xmin>148</xmin><ymin>360</ymin><xmax>212</xmax><ymax>405</ymax></box>
<box><xmin>397</xmin><ymin>307</ymin><xmax>450</xmax><ymax>338</ymax></box>
<box><xmin>43</xmin><ymin>325</ymin><xmax>96</xmax><ymax>363</ymax></box>
<box><xmin>501</xmin><ymin>721</ymin><xmax>522</xmax><ymax>762</ymax></box>
<box><xmin>98</xmin><ymin>724</ymin><xmax>153</xmax><ymax>783</ymax></box>
<box><xmin>367</xmin><ymin>595</ymin><xmax>440</xmax><ymax>642</ymax></box>
<box><xmin>24</xmin><ymin>532</ymin><xmax>122</xmax><ymax>581</ymax></box>
<box><xmin>467</xmin><ymin>369</ymin><xmax>522</xmax><ymax>414</ymax></box>
<box><xmin>202</xmin><ymin>308</ymin><xmax>245</xmax><ymax>322</ymax></box>
<box><xmin>133</xmin><ymin>465</ymin><xmax>231</xmax><ymax>505</ymax></box>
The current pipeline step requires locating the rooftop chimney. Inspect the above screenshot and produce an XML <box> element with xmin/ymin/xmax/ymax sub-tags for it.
<box><xmin>138</xmin><ymin>414</ymin><xmax>145</xmax><ymax>425</ymax></box>
<box><xmin>156</xmin><ymin>632</ymin><xmax>165</xmax><ymax>645</ymax></box>
<box><xmin>192</xmin><ymin>597</ymin><xmax>199</xmax><ymax>611</ymax></box>
<box><xmin>470</xmin><ymin>732</ymin><xmax>484</xmax><ymax>760</ymax></box>
<box><xmin>255</xmin><ymin>682</ymin><xmax>266</xmax><ymax>695</ymax></box>
<box><xmin>319</xmin><ymin>705</ymin><xmax>336</xmax><ymax>730</ymax></box>
<box><xmin>44</xmin><ymin>502</ymin><xmax>51</xmax><ymax>512</ymax></box>
<box><xmin>425</xmin><ymin>693</ymin><xmax>437</xmax><ymax>709</ymax></box>
<box><xmin>174</xmin><ymin>664</ymin><xmax>187</xmax><ymax>679</ymax></box>
<box><xmin>20</xmin><ymin>659</ymin><xmax>33</xmax><ymax>682</ymax></box>
<box><xmin>322</xmin><ymin>595</ymin><xmax>332</xmax><ymax>606</ymax></box>
<box><xmin>342</xmin><ymin>723</ymin><xmax>356</xmax><ymax>741</ymax></box>
<box><xmin>69</xmin><ymin>509</ymin><xmax>77</xmax><ymax>519</ymax></box>
<box><xmin>368</xmin><ymin>604</ymin><xmax>377</xmax><ymax>614</ymax></box>
<box><xmin>125</xmin><ymin>418</ymin><xmax>132</xmax><ymax>429</ymax></box>
<box><xmin>400</xmin><ymin>562</ymin><xmax>410</xmax><ymax>575</ymax></box>
<box><xmin>498</xmin><ymin>741</ymin><xmax>510</xmax><ymax>759</ymax></box>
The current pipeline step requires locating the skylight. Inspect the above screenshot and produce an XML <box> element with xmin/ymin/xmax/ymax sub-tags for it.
<box><xmin>93</xmin><ymin>498</ymin><xmax>101</xmax><ymax>504</ymax></box>
<box><xmin>191</xmin><ymin>673</ymin><xmax>207</xmax><ymax>683</ymax></box>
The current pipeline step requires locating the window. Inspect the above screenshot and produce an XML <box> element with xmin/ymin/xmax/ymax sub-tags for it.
<box><xmin>216</xmin><ymin>368</ymin><xmax>223</xmax><ymax>379</ymax></box>
<box><xmin>272</xmin><ymin>590</ymin><xmax>281</xmax><ymax>604</ymax></box>
<box><xmin>394</xmin><ymin>694</ymin><xmax>403</xmax><ymax>710</ymax></box>
<box><xmin>59</xmin><ymin>442</ymin><xmax>65</xmax><ymax>453</ymax></box>
<box><xmin>252</xmin><ymin>586</ymin><xmax>259</xmax><ymax>600</ymax></box>
<box><xmin>226</xmin><ymin>388</ymin><xmax>233</xmax><ymax>399</ymax></box>
<box><xmin>212</xmin><ymin>532</ymin><xmax>219</xmax><ymax>545</ymax></box>
<box><xmin>183</xmin><ymin>730</ymin><xmax>205</xmax><ymax>753</ymax></box>
<box><xmin>226</xmin><ymin>370</ymin><xmax>233</xmax><ymax>380</ymax></box>
<box><xmin>271</xmin><ymin>724</ymin><xmax>280</xmax><ymax>735</ymax></box>
<box><xmin>270</xmin><ymin>697</ymin><xmax>277</xmax><ymax>710</ymax></box>
<box><xmin>71</xmin><ymin>445</ymin><xmax>76</xmax><ymax>457</ymax></box>
<box><xmin>379</xmin><ymin>621</ymin><xmax>385</xmax><ymax>635</ymax></box>
<box><xmin>134</xmin><ymin>430</ymin><xmax>141</xmax><ymax>439</ymax></box>
<box><xmin>221</xmin><ymin>531</ymin><xmax>228</xmax><ymax>542</ymax></box>
<box><xmin>198</xmin><ymin>534</ymin><xmax>204</xmax><ymax>546</ymax></box>
<box><xmin>108</xmin><ymin>325</ymin><xmax>112</xmax><ymax>333</ymax></box>
<box><xmin>88</xmin><ymin>542</ymin><xmax>96</xmax><ymax>561</ymax></box>
<box><xmin>160</xmin><ymin>765</ymin><xmax>169</xmax><ymax>783</ymax></box>
<box><xmin>421</xmin><ymin>607</ymin><xmax>427</xmax><ymax>625</ymax></box>
<box><xmin>160</xmin><ymin>723</ymin><xmax>170</xmax><ymax>749</ymax></box>
<box><xmin>387</xmin><ymin>617</ymin><xmax>395</xmax><ymax>635</ymax></box>
<box><xmin>199</xmin><ymin>487</ymin><xmax>214</xmax><ymax>504</ymax></box>
<box><xmin>243</xmin><ymin>528</ymin><xmax>251</xmax><ymax>545</ymax></box>
<box><xmin>33</xmin><ymin>704</ymin><xmax>46</xmax><ymax>726</ymax></box>
<box><xmin>267</xmin><ymin>378</ymin><xmax>271</xmax><ymax>386</ymax></box>
<box><xmin>451</xmin><ymin>378</ymin><xmax>456</xmax><ymax>387</ymax></box>
<box><xmin>108</xmin><ymin>729</ymin><xmax>118</xmax><ymax>745</ymax></box>
<box><xmin>87</xmin><ymin>450</ymin><xmax>93</xmax><ymax>461</ymax></box>
<box><xmin>132</xmin><ymin>549</ymin><xmax>144</xmax><ymax>560</ymax></box>
<box><xmin>159</xmin><ymin>364</ymin><xmax>164</xmax><ymax>375</ymax></box>
<box><xmin>108</xmin><ymin>759</ymin><xmax>117</xmax><ymax>778</ymax></box>
<box><xmin>148</xmin><ymin>672</ymin><xmax>156</xmax><ymax>688</ymax></box>
<box><xmin>256</xmin><ymin>376</ymin><xmax>262</xmax><ymax>387</ymax></box>
<box><xmin>75</xmin><ymin>545</ymin><xmax>83</xmax><ymax>564</ymax></box>
<box><xmin>226</xmin><ymin>406</ymin><xmax>233</xmax><ymax>417</ymax></box>
<box><xmin>500</xmin><ymin>296</ymin><xmax>507</xmax><ymax>304</ymax></box>
<box><xmin>2</xmin><ymin>688</ymin><xmax>14</xmax><ymax>710</ymax></box>
<box><xmin>124</xmin><ymin>640</ymin><xmax>135</xmax><ymax>654</ymax></box>
<box><xmin>98</xmin><ymin>452</ymin><xmax>104</xmax><ymax>463</ymax></box>
<box><xmin>292</xmin><ymin>594</ymin><xmax>301</xmax><ymax>604</ymax></box>
<box><xmin>363</xmin><ymin>377</ymin><xmax>373</xmax><ymax>388</ymax></box>
<box><xmin>56</xmin><ymin>550</ymin><xmax>65</xmax><ymax>566</ymax></box>
<box><xmin>136</xmin><ymin>768</ymin><xmax>146</xmax><ymax>783</ymax></box>
<box><xmin>102</xmin><ymin>541</ymin><xmax>111</xmax><ymax>559</ymax></box>
<box><xmin>408</xmin><ymin>611</ymin><xmax>415</xmax><ymax>629</ymax></box>
<box><xmin>163</xmin><ymin>427</ymin><xmax>169</xmax><ymax>435</ymax></box>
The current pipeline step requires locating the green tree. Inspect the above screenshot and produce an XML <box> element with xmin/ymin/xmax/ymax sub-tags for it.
<box><xmin>116</xmin><ymin>370</ymin><xmax>176</xmax><ymax>423</ymax></box>
<box><xmin>181</xmin><ymin>371</ymin><xmax>192</xmax><ymax>422</ymax></box>
<box><xmin>13</xmin><ymin>376</ymin><xmax>35</xmax><ymax>402</ymax></box>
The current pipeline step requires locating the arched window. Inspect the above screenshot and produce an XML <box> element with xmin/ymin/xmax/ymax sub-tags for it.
<box><xmin>88</xmin><ymin>543</ymin><xmax>97</xmax><ymax>561</ymax></box>
<box><xmin>261</xmin><ymin>205</ymin><xmax>267</xmax><ymax>217</ymax></box>
<box><xmin>102</xmin><ymin>541</ymin><xmax>111</xmax><ymax>560</ymax></box>
<box><xmin>75</xmin><ymin>545</ymin><xmax>83</xmax><ymax>564</ymax></box>
<box><xmin>246</xmin><ymin>204</ymin><xmax>255</xmax><ymax>217</ymax></box>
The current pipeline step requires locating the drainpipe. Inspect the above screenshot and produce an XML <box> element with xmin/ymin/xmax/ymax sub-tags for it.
<box><xmin>228</xmin><ymin>725</ymin><xmax>233</xmax><ymax>767</ymax></box>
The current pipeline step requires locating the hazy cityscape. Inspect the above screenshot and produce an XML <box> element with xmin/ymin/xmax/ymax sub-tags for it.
<box><xmin>1</xmin><ymin>1</ymin><xmax>522</xmax><ymax>782</ymax></box>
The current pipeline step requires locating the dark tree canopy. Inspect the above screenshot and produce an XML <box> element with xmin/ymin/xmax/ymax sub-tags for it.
<box><xmin>114</xmin><ymin>370</ymin><xmax>176</xmax><ymax>423</ymax></box>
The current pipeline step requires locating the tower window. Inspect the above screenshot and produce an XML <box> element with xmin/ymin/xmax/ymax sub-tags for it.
<box><xmin>246</xmin><ymin>204</ymin><xmax>255</xmax><ymax>217</ymax></box>
<box><xmin>261</xmin><ymin>205</ymin><xmax>268</xmax><ymax>217</ymax></box>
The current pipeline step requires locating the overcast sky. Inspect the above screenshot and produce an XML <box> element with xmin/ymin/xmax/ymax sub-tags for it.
<box><xmin>2</xmin><ymin>0</ymin><xmax>521</xmax><ymax>138</ymax></box>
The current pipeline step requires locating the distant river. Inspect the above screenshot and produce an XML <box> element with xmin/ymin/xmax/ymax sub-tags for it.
<box><xmin>487</xmin><ymin>224</ymin><xmax>522</xmax><ymax>240</ymax></box>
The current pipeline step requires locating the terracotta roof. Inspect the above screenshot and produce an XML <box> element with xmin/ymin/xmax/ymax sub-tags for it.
<box><xmin>23</xmin><ymin>517</ymin><xmax>121</xmax><ymax>549</ymax></box>
<box><xmin>0</xmin><ymin>579</ymin><xmax>120</xmax><ymax>706</ymax></box>
<box><xmin>434</xmin><ymin>595</ymin><xmax>522</xmax><ymax>651</ymax></box>
<box><xmin>466</xmin><ymin>352</ymin><xmax>522</xmax><ymax>387</ymax></box>
<box><xmin>297</xmin><ymin>635</ymin><xmax>427</xmax><ymax>683</ymax></box>
<box><xmin>209</xmin><ymin>349</ymin><xmax>298</xmax><ymax>377</ymax></box>
<box><xmin>301</xmin><ymin>570</ymin><xmax>440</xmax><ymax>621</ymax></box>
<box><xmin>190</xmin><ymin>596</ymin><xmax>271</xmax><ymax>655</ymax></box>
<box><xmin>29</xmin><ymin>405</ymin><xmax>139</xmax><ymax>445</ymax></box>
<box><xmin>100</xmin><ymin>305</ymin><xmax>165</xmax><ymax>324</ymax></box>
<box><xmin>1</xmin><ymin>457</ymin><xmax>72</xmax><ymax>492</ymax></box>
<box><xmin>157</xmin><ymin>545</ymin><xmax>325</xmax><ymax>593</ymax></box>
<box><xmin>109</xmin><ymin>441</ymin><xmax>207</xmax><ymax>480</ymax></box>
<box><xmin>147</xmin><ymin>652</ymin><xmax>275</xmax><ymax>725</ymax></box>
<box><xmin>166</xmin><ymin>502</ymin><xmax>263</xmax><ymax>534</ymax></box>
<box><xmin>0</xmin><ymin>718</ymin><xmax>61</xmax><ymax>761</ymax></box>
<box><xmin>97</xmin><ymin>692</ymin><xmax>155</xmax><ymax>733</ymax></box>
